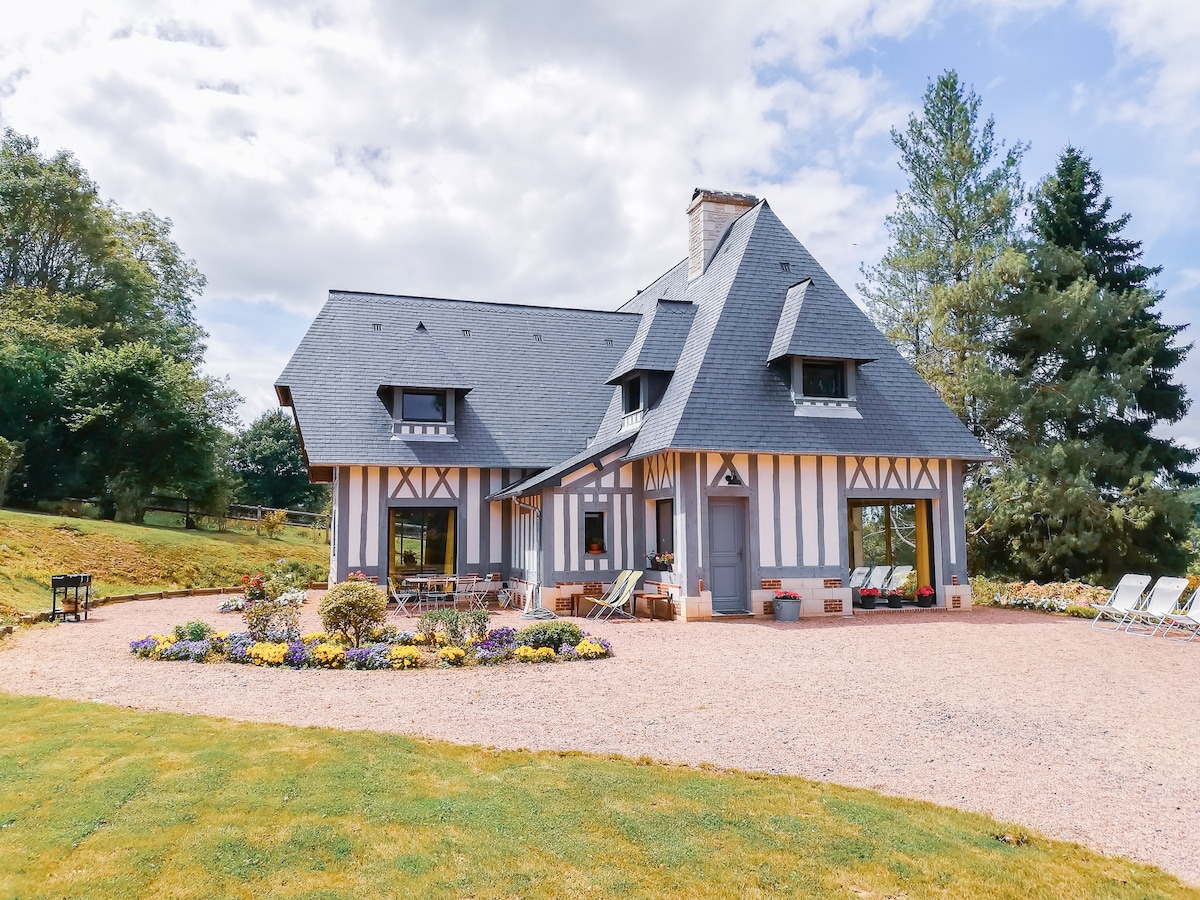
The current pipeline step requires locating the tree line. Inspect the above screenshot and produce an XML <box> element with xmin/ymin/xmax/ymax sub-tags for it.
<box><xmin>861</xmin><ymin>71</ymin><xmax>1195</xmax><ymax>583</ymax></box>
<box><xmin>0</xmin><ymin>129</ymin><xmax>326</xmax><ymax>521</ymax></box>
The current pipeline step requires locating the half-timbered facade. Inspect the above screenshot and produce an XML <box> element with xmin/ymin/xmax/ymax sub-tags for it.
<box><xmin>278</xmin><ymin>189</ymin><xmax>990</xmax><ymax>620</ymax></box>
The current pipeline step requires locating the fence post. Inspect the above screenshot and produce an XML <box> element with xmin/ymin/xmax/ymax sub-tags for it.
<box><xmin>255</xmin><ymin>505</ymin><xmax>261</xmax><ymax>535</ymax></box>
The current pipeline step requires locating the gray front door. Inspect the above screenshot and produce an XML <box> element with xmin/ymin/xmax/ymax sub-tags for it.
<box><xmin>709</xmin><ymin>498</ymin><xmax>747</xmax><ymax>613</ymax></box>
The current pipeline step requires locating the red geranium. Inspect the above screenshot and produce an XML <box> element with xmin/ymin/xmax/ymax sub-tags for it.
<box><xmin>860</xmin><ymin>587</ymin><xmax>881</xmax><ymax>598</ymax></box>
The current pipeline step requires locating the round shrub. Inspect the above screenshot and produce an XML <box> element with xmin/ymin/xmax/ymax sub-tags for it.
<box><xmin>515</xmin><ymin>621</ymin><xmax>584</xmax><ymax>650</ymax></box>
<box><xmin>319</xmin><ymin>580</ymin><xmax>387</xmax><ymax>648</ymax></box>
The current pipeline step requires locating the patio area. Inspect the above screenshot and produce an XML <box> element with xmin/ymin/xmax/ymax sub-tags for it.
<box><xmin>0</xmin><ymin>597</ymin><xmax>1197</xmax><ymax>885</ymax></box>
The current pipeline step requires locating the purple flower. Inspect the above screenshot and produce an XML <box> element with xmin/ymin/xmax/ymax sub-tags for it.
<box><xmin>485</xmin><ymin>626</ymin><xmax>518</xmax><ymax>645</ymax></box>
<box><xmin>285</xmin><ymin>641</ymin><xmax>311</xmax><ymax>667</ymax></box>
<box><xmin>129</xmin><ymin>636</ymin><xmax>157</xmax><ymax>657</ymax></box>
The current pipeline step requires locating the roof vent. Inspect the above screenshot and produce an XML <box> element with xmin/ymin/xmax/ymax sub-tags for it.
<box><xmin>416</xmin><ymin>321</ymin><xmax>427</xmax><ymax>332</ymax></box>
<box><xmin>779</xmin><ymin>262</ymin><xmax>791</xmax><ymax>273</ymax></box>
<box><xmin>533</xmin><ymin>333</ymin><xmax>542</xmax><ymax>342</ymax></box>
<box><xmin>461</xmin><ymin>328</ymin><xmax>471</xmax><ymax>337</ymax></box>
<box><xmin>604</xmin><ymin>338</ymin><xmax>614</xmax><ymax>347</ymax></box>
<box><xmin>372</xmin><ymin>323</ymin><xmax>382</xmax><ymax>331</ymax></box>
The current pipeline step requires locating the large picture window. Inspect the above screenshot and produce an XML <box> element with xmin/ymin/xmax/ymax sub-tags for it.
<box><xmin>401</xmin><ymin>390</ymin><xmax>446</xmax><ymax>422</ymax></box>
<box><xmin>391</xmin><ymin>507</ymin><xmax>456</xmax><ymax>576</ymax></box>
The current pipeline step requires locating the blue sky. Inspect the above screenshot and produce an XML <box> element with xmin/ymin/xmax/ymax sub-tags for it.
<box><xmin>1</xmin><ymin>0</ymin><xmax>1197</xmax><ymax>447</ymax></box>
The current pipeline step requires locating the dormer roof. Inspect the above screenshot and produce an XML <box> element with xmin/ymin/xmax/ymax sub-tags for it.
<box><xmin>380</xmin><ymin>322</ymin><xmax>473</xmax><ymax>392</ymax></box>
<box><xmin>606</xmin><ymin>298</ymin><xmax>696</xmax><ymax>383</ymax></box>
<box><xmin>767</xmin><ymin>279</ymin><xmax>879</xmax><ymax>364</ymax></box>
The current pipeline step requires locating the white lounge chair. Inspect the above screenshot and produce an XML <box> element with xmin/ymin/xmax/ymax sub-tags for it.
<box><xmin>883</xmin><ymin>565</ymin><xmax>914</xmax><ymax>594</ymax></box>
<box><xmin>1161</xmin><ymin>587</ymin><xmax>1200</xmax><ymax>642</ymax></box>
<box><xmin>1123</xmin><ymin>577</ymin><xmax>1190</xmax><ymax>636</ymax></box>
<box><xmin>865</xmin><ymin>566</ymin><xmax>892</xmax><ymax>591</ymax></box>
<box><xmin>848</xmin><ymin>567</ymin><xmax>871</xmax><ymax>589</ymax></box>
<box><xmin>1090</xmin><ymin>574</ymin><xmax>1152</xmax><ymax>630</ymax></box>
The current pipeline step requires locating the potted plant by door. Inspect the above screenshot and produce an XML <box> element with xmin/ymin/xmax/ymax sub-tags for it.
<box><xmin>858</xmin><ymin>587</ymin><xmax>879</xmax><ymax>609</ymax></box>
<box><xmin>886</xmin><ymin>588</ymin><xmax>904</xmax><ymax>608</ymax></box>
<box><xmin>915</xmin><ymin>584</ymin><xmax>935</xmax><ymax>607</ymax></box>
<box><xmin>645</xmin><ymin>552</ymin><xmax>674</xmax><ymax>571</ymax></box>
<box><xmin>773</xmin><ymin>589</ymin><xmax>802</xmax><ymax>621</ymax></box>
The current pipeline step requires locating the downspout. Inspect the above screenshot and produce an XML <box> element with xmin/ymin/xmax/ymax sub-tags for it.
<box><xmin>510</xmin><ymin>494</ymin><xmax>557</xmax><ymax>620</ymax></box>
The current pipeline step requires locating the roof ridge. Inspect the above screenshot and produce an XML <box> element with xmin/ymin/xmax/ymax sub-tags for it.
<box><xmin>329</xmin><ymin>290</ymin><xmax>640</xmax><ymax>318</ymax></box>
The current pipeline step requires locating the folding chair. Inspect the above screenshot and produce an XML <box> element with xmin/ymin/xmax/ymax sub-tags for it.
<box><xmin>1161</xmin><ymin>586</ymin><xmax>1200</xmax><ymax>642</ymax></box>
<box><xmin>865</xmin><ymin>566</ymin><xmax>892</xmax><ymax>591</ymax></box>
<box><xmin>883</xmin><ymin>565</ymin><xmax>913</xmax><ymax>594</ymax></box>
<box><xmin>1123</xmin><ymin>576</ymin><xmax>1190</xmax><ymax>637</ymax></box>
<box><xmin>1091</xmin><ymin>574</ymin><xmax>1152</xmax><ymax>630</ymax></box>
<box><xmin>584</xmin><ymin>571</ymin><xmax>639</xmax><ymax>620</ymax></box>
<box><xmin>388</xmin><ymin>577</ymin><xmax>418</xmax><ymax>617</ymax></box>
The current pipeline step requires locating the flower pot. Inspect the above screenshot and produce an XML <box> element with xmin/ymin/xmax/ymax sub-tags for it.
<box><xmin>916</xmin><ymin>595</ymin><xmax>934</xmax><ymax>608</ymax></box>
<box><xmin>773</xmin><ymin>598</ymin><xmax>801</xmax><ymax>622</ymax></box>
<box><xmin>857</xmin><ymin>592</ymin><xmax>877</xmax><ymax>609</ymax></box>
<box><xmin>887</xmin><ymin>594</ymin><xmax>903</xmax><ymax>608</ymax></box>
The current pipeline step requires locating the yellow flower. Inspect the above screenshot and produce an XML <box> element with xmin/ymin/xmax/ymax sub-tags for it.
<box><xmin>390</xmin><ymin>646</ymin><xmax>422</xmax><ymax>669</ymax></box>
<box><xmin>515</xmin><ymin>646</ymin><xmax>556</xmax><ymax>663</ymax></box>
<box><xmin>575</xmin><ymin>639</ymin><xmax>608</xmax><ymax>660</ymax></box>
<box><xmin>437</xmin><ymin>646</ymin><xmax>467</xmax><ymax>666</ymax></box>
<box><xmin>248</xmin><ymin>642</ymin><xmax>288</xmax><ymax>666</ymax></box>
<box><xmin>311</xmin><ymin>643</ymin><xmax>345</xmax><ymax>668</ymax></box>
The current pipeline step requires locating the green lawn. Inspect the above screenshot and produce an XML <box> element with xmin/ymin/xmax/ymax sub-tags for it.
<box><xmin>0</xmin><ymin>509</ymin><xmax>328</xmax><ymax>616</ymax></box>
<box><xmin>0</xmin><ymin>693</ymin><xmax>1193</xmax><ymax>899</ymax></box>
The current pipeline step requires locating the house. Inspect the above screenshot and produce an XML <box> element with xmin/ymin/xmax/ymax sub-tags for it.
<box><xmin>276</xmin><ymin>189</ymin><xmax>989</xmax><ymax>619</ymax></box>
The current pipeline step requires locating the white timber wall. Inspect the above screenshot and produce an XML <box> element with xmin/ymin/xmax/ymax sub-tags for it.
<box><xmin>332</xmin><ymin>465</ymin><xmax>514</xmax><ymax>582</ymax></box>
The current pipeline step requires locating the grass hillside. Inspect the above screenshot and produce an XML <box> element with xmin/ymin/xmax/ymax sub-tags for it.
<box><xmin>0</xmin><ymin>509</ymin><xmax>328</xmax><ymax>616</ymax></box>
<box><xmin>1</xmin><ymin>693</ymin><xmax>1193</xmax><ymax>900</ymax></box>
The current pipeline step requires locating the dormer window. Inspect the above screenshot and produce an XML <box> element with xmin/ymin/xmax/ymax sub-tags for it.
<box><xmin>787</xmin><ymin>358</ymin><xmax>861</xmax><ymax>419</ymax></box>
<box><xmin>386</xmin><ymin>387</ymin><xmax>458</xmax><ymax>440</ymax></box>
<box><xmin>402</xmin><ymin>390</ymin><xmax>446</xmax><ymax>422</ymax></box>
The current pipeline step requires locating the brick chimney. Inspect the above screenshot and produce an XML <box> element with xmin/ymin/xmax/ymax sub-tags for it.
<box><xmin>687</xmin><ymin>188</ymin><xmax>758</xmax><ymax>280</ymax></box>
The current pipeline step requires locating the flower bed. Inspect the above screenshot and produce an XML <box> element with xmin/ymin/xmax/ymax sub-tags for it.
<box><xmin>971</xmin><ymin>578</ymin><xmax>1109</xmax><ymax>618</ymax></box>
<box><xmin>129</xmin><ymin>619</ymin><xmax>614</xmax><ymax>670</ymax></box>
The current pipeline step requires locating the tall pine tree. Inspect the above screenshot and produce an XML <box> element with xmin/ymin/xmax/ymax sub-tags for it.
<box><xmin>860</xmin><ymin>70</ymin><xmax>1025</xmax><ymax>433</ymax></box>
<box><xmin>969</xmin><ymin>147</ymin><xmax>1195</xmax><ymax>581</ymax></box>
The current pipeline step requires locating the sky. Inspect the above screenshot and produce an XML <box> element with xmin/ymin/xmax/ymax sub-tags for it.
<box><xmin>1</xmin><ymin>0</ymin><xmax>1198</xmax><ymax>446</ymax></box>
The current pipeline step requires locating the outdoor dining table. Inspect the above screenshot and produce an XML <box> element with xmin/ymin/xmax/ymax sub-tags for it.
<box><xmin>400</xmin><ymin>574</ymin><xmax>484</xmax><ymax>613</ymax></box>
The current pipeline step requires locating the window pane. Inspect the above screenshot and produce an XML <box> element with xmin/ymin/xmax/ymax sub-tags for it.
<box><xmin>391</xmin><ymin>508</ymin><xmax>456</xmax><ymax>575</ymax></box>
<box><xmin>402</xmin><ymin>391</ymin><xmax>446</xmax><ymax>422</ymax></box>
<box><xmin>623</xmin><ymin>377</ymin><xmax>642</xmax><ymax>414</ymax></box>
<box><xmin>802</xmin><ymin>362</ymin><xmax>846</xmax><ymax>398</ymax></box>
<box><xmin>655</xmin><ymin>499</ymin><xmax>674</xmax><ymax>554</ymax></box>
<box><xmin>584</xmin><ymin>511</ymin><xmax>606</xmax><ymax>553</ymax></box>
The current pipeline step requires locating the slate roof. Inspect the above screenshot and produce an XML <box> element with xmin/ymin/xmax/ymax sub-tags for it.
<box><xmin>489</xmin><ymin>433</ymin><xmax>635</xmax><ymax>500</ymax></box>
<box><xmin>277</xmin><ymin>293</ymin><xmax>639</xmax><ymax>468</ymax></box>
<box><xmin>279</xmin><ymin>197</ymin><xmax>990</xmax><ymax>481</ymax></box>
<box><xmin>586</xmin><ymin>199</ymin><xmax>992</xmax><ymax>464</ymax></box>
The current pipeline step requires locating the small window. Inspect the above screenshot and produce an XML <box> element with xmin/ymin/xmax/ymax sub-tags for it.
<box><xmin>623</xmin><ymin>377</ymin><xmax>642</xmax><ymax>414</ymax></box>
<box><xmin>802</xmin><ymin>361</ymin><xmax>846</xmax><ymax>399</ymax></box>
<box><xmin>401</xmin><ymin>390</ymin><xmax>446</xmax><ymax>422</ymax></box>
<box><xmin>655</xmin><ymin>499</ymin><xmax>674</xmax><ymax>555</ymax></box>
<box><xmin>584</xmin><ymin>511</ymin><xmax>606</xmax><ymax>554</ymax></box>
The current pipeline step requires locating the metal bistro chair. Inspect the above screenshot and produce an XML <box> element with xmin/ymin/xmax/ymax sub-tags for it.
<box><xmin>388</xmin><ymin>576</ymin><xmax>418</xmax><ymax>617</ymax></box>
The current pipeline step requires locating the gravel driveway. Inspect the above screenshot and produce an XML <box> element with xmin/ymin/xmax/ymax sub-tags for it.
<box><xmin>1</xmin><ymin>596</ymin><xmax>1197</xmax><ymax>885</ymax></box>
